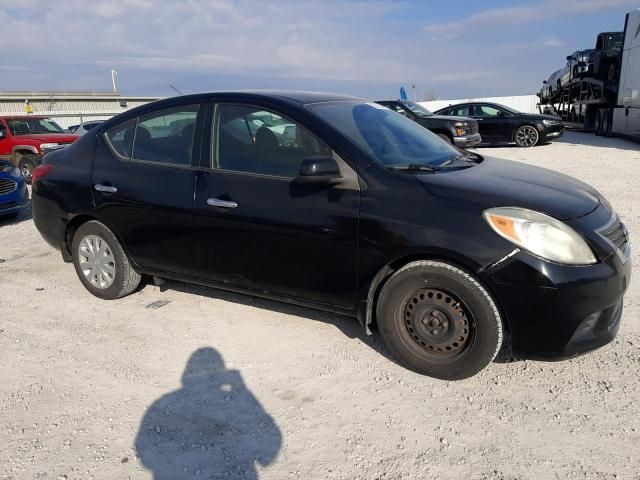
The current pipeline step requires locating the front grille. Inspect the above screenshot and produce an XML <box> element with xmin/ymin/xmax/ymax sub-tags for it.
<box><xmin>0</xmin><ymin>178</ymin><xmax>17</xmax><ymax>195</ymax></box>
<box><xmin>599</xmin><ymin>215</ymin><xmax>630</xmax><ymax>260</ymax></box>
<box><xmin>0</xmin><ymin>201</ymin><xmax>17</xmax><ymax>211</ymax></box>
<box><xmin>468</xmin><ymin>122</ymin><xmax>479</xmax><ymax>134</ymax></box>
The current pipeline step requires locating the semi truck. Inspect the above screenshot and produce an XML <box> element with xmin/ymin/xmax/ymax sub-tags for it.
<box><xmin>538</xmin><ymin>10</ymin><xmax>640</xmax><ymax>140</ymax></box>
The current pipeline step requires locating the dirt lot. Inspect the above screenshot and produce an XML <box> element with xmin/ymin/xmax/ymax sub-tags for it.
<box><xmin>1</xmin><ymin>131</ymin><xmax>638</xmax><ymax>480</ymax></box>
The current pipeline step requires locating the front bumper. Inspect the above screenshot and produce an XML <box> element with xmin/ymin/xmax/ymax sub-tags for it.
<box><xmin>453</xmin><ymin>132</ymin><xmax>482</xmax><ymax>148</ymax></box>
<box><xmin>540</xmin><ymin>124</ymin><xmax>564</xmax><ymax>141</ymax></box>
<box><xmin>482</xmin><ymin>234</ymin><xmax>630</xmax><ymax>358</ymax></box>
<box><xmin>0</xmin><ymin>181</ymin><xmax>29</xmax><ymax>217</ymax></box>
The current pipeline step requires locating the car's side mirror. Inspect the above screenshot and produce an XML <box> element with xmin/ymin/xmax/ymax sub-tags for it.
<box><xmin>497</xmin><ymin>111</ymin><xmax>506</xmax><ymax>117</ymax></box>
<box><xmin>566</xmin><ymin>55</ymin><xmax>572</xmax><ymax>61</ymax></box>
<box><xmin>543</xmin><ymin>80</ymin><xmax>547</xmax><ymax>84</ymax></box>
<box><xmin>296</xmin><ymin>156</ymin><xmax>342</xmax><ymax>184</ymax></box>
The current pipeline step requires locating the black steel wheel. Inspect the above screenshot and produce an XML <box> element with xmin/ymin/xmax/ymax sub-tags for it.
<box><xmin>594</xmin><ymin>110</ymin><xmax>603</xmax><ymax>136</ymax></box>
<box><xmin>514</xmin><ymin>125</ymin><xmax>539</xmax><ymax>147</ymax></box>
<box><xmin>601</xmin><ymin>109</ymin><xmax>611</xmax><ymax>137</ymax></box>
<box><xmin>376</xmin><ymin>260</ymin><xmax>503</xmax><ymax>380</ymax></box>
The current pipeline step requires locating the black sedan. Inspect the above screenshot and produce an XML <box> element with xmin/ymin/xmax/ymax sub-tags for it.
<box><xmin>434</xmin><ymin>102</ymin><xmax>564</xmax><ymax>147</ymax></box>
<box><xmin>31</xmin><ymin>91</ymin><xmax>629</xmax><ymax>380</ymax></box>
<box><xmin>375</xmin><ymin>100</ymin><xmax>481</xmax><ymax>148</ymax></box>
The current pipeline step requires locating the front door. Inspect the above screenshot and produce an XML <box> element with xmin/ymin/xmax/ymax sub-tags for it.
<box><xmin>470</xmin><ymin>104</ymin><xmax>513</xmax><ymax>142</ymax></box>
<box><xmin>92</xmin><ymin>104</ymin><xmax>202</xmax><ymax>275</ymax></box>
<box><xmin>192</xmin><ymin>103</ymin><xmax>360</xmax><ymax>309</ymax></box>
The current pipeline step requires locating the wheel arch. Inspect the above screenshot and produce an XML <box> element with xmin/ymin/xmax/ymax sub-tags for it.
<box><xmin>64</xmin><ymin>214</ymin><xmax>134</xmax><ymax>267</ymax></box>
<box><xmin>361</xmin><ymin>250</ymin><xmax>497</xmax><ymax>335</ymax></box>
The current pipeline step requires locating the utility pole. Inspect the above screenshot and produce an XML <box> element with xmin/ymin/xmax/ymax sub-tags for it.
<box><xmin>111</xmin><ymin>70</ymin><xmax>119</xmax><ymax>93</ymax></box>
<box><xmin>411</xmin><ymin>84</ymin><xmax>416</xmax><ymax>101</ymax></box>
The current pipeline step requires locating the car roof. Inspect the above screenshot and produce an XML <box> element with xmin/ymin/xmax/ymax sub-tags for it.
<box><xmin>0</xmin><ymin>115</ymin><xmax>48</xmax><ymax>120</ymax></box>
<box><xmin>162</xmin><ymin>90</ymin><xmax>363</xmax><ymax>106</ymax></box>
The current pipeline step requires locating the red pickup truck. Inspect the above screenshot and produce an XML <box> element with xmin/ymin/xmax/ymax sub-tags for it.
<box><xmin>0</xmin><ymin>116</ymin><xmax>79</xmax><ymax>183</ymax></box>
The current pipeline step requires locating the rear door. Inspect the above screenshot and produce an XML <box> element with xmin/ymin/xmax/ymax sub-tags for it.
<box><xmin>191</xmin><ymin>102</ymin><xmax>360</xmax><ymax>308</ymax></box>
<box><xmin>92</xmin><ymin>104</ymin><xmax>203</xmax><ymax>275</ymax></box>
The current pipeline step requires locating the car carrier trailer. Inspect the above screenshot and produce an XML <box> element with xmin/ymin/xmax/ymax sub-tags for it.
<box><xmin>538</xmin><ymin>10</ymin><xmax>640</xmax><ymax>140</ymax></box>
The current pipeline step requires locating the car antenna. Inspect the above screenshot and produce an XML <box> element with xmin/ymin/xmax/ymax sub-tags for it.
<box><xmin>169</xmin><ymin>84</ymin><xmax>184</xmax><ymax>96</ymax></box>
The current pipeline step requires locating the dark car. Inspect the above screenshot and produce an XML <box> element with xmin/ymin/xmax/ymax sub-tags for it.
<box><xmin>0</xmin><ymin>159</ymin><xmax>29</xmax><ymax>218</ymax></box>
<box><xmin>31</xmin><ymin>91</ymin><xmax>630</xmax><ymax>380</ymax></box>
<box><xmin>435</xmin><ymin>102</ymin><xmax>564</xmax><ymax>147</ymax></box>
<box><xmin>581</xmin><ymin>32</ymin><xmax>624</xmax><ymax>81</ymax></box>
<box><xmin>376</xmin><ymin>100</ymin><xmax>481</xmax><ymax>148</ymax></box>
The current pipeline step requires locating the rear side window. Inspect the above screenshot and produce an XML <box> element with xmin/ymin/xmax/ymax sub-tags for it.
<box><xmin>133</xmin><ymin>106</ymin><xmax>199</xmax><ymax>165</ymax></box>
<box><xmin>105</xmin><ymin>119</ymin><xmax>136</xmax><ymax>158</ymax></box>
<box><xmin>449</xmin><ymin>106</ymin><xmax>469</xmax><ymax>116</ymax></box>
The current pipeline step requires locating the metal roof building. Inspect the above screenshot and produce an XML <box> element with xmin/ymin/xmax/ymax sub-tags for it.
<box><xmin>0</xmin><ymin>91</ymin><xmax>160</xmax><ymax>128</ymax></box>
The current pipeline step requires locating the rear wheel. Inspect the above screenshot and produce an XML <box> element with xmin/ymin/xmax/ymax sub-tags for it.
<box><xmin>18</xmin><ymin>154</ymin><xmax>38</xmax><ymax>184</ymax></box>
<box><xmin>376</xmin><ymin>260</ymin><xmax>503</xmax><ymax>380</ymax></box>
<box><xmin>514</xmin><ymin>125</ymin><xmax>539</xmax><ymax>147</ymax></box>
<box><xmin>71</xmin><ymin>220</ymin><xmax>141</xmax><ymax>300</ymax></box>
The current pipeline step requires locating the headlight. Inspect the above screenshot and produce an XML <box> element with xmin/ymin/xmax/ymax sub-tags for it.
<box><xmin>542</xmin><ymin>119</ymin><xmax>556</xmax><ymax>126</ymax></box>
<box><xmin>454</xmin><ymin>122</ymin><xmax>467</xmax><ymax>136</ymax></box>
<box><xmin>483</xmin><ymin>207</ymin><xmax>596</xmax><ymax>265</ymax></box>
<box><xmin>39</xmin><ymin>143</ymin><xmax>59</xmax><ymax>151</ymax></box>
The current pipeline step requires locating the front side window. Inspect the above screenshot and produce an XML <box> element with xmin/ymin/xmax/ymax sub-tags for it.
<box><xmin>214</xmin><ymin>105</ymin><xmax>331</xmax><ymax>177</ymax></box>
<box><xmin>307</xmin><ymin>101</ymin><xmax>458</xmax><ymax>168</ymax></box>
<box><xmin>132</xmin><ymin>106</ymin><xmax>199</xmax><ymax>165</ymax></box>
<box><xmin>8</xmin><ymin>118</ymin><xmax>65</xmax><ymax>135</ymax></box>
<box><xmin>448</xmin><ymin>106</ymin><xmax>469</xmax><ymax>117</ymax></box>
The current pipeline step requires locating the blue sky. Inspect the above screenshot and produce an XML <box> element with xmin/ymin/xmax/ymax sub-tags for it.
<box><xmin>0</xmin><ymin>0</ymin><xmax>636</xmax><ymax>100</ymax></box>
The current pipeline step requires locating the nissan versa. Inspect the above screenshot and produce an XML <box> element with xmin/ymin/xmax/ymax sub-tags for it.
<box><xmin>31</xmin><ymin>92</ymin><xmax>631</xmax><ymax>380</ymax></box>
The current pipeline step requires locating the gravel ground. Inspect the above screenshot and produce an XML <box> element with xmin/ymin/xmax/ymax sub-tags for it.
<box><xmin>0</xmin><ymin>131</ymin><xmax>638</xmax><ymax>480</ymax></box>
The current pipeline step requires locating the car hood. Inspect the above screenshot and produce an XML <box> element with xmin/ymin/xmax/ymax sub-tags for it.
<box><xmin>520</xmin><ymin>112</ymin><xmax>562</xmax><ymax>122</ymax></box>
<box><xmin>416</xmin><ymin>156</ymin><xmax>600</xmax><ymax>220</ymax></box>
<box><xmin>12</xmin><ymin>133</ymin><xmax>79</xmax><ymax>143</ymax></box>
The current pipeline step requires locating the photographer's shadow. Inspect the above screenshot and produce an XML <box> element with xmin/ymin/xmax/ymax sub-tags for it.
<box><xmin>135</xmin><ymin>348</ymin><xmax>282</xmax><ymax>479</ymax></box>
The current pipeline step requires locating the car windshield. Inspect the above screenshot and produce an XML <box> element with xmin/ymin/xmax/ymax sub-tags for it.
<box><xmin>603</xmin><ymin>33</ymin><xmax>624</xmax><ymax>50</ymax></box>
<box><xmin>400</xmin><ymin>101</ymin><xmax>433</xmax><ymax>118</ymax></box>
<box><xmin>8</xmin><ymin>118</ymin><xmax>65</xmax><ymax>135</ymax></box>
<box><xmin>306</xmin><ymin>101</ymin><xmax>459</xmax><ymax>168</ymax></box>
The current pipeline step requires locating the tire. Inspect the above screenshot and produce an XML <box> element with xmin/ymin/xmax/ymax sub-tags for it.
<box><xmin>607</xmin><ymin>63</ymin><xmax>618</xmax><ymax>82</ymax></box>
<box><xmin>514</xmin><ymin>125</ymin><xmax>539</xmax><ymax>147</ymax></box>
<box><xmin>18</xmin><ymin>154</ymin><xmax>38</xmax><ymax>184</ymax></box>
<box><xmin>71</xmin><ymin>220</ymin><xmax>141</xmax><ymax>300</ymax></box>
<box><xmin>376</xmin><ymin>260</ymin><xmax>503</xmax><ymax>380</ymax></box>
<box><xmin>437</xmin><ymin>133</ymin><xmax>452</xmax><ymax>144</ymax></box>
<box><xmin>602</xmin><ymin>109</ymin><xmax>611</xmax><ymax>137</ymax></box>
<box><xmin>594</xmin><ymin>109</ymin><xmax>603</xmax><ymax>136</ymax></box>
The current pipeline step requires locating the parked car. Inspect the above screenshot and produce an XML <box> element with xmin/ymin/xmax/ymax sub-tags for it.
<box><xmin>67</xmin><ymin>125</ymin><xmax>79</xmax><ymax>133</ymax></box>
<box><xmin>434</xmin><ymin>102</ymin><xmax>564</xmax><ymax>147</ymax></box>
<box><xmin>0</xmin><ymin>116</ymin><xmax>79</xmax><ymax>183</ymax></box>
<box><xmin>581</xmin><ymin>31</ymin><xmax>625</xmax><ymax>81</ymax></box>
<box><xmin>73</xmin><ymin>120</ymin><xmax>104</xmax><ymax>136</ymax></box>
<box><xmin>557</xmin><ymin>50</ymin><xmax>596</xmax><ymax>88</ymax></box>
<box><xmin>540</xmin><ymin>69</ymin><xmax>563</xmax><ymax>102</ymax></box>
<box><xmin>375</xmin><ymin>100</ymin><xmax>481</xmax><ymax>148</ymax></box>
<box><xmin>32</xmin><ymin>91</ymin><xmax>630</xmax><ymax>380</ymax></box>
<box><xmin>0</xmin><ymin>159</ymin><xmax>29</xmax><ymax>219</ymax></box>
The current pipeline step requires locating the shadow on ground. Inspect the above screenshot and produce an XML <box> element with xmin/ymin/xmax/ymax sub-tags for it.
<box><xmin>135</xmin><ymin>347</ymin><xmax>282</xmax><ymax>479</ymax></box>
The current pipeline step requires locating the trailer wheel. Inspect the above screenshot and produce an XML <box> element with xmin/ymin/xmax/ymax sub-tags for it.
<box><xmin>594</xmin><ymin>110</ymin><xmax>603</xmax><ymax>136</ymax></box>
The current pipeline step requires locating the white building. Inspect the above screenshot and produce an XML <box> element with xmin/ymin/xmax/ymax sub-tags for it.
<box><xmin>0</xmin><ymin>91</ymin><xmax>160</xmax><ymax>128</ymax></box>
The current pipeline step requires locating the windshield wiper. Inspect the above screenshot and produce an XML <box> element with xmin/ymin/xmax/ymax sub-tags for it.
<box><xmin>387</xmin><ymin>163</ymin><xmax>440</xmax><ymax>172</ymax></box>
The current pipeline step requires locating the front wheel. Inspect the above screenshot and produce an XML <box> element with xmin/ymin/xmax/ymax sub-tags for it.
<box><xmin>19</xmin><ymin>154</ymin><xmax>38</xmax><ymax>184</ymax></box>
<box><xmin>376</xmin><ymin>260</ymin><xmax>503</xmax><ymax>380</ymax></box>
<box><xmin>514</xmin><ymin>125</ymin><xmax>539</xmax><ymax>147</ymax></box>
<box><xmin>71</xmin><ymin>220</ymin><xmax>141</xmax><ymax>300</ymax></box>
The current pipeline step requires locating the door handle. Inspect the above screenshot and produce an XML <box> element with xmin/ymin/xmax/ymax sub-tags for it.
<box><xmin>94</xmin><ymin>184</ymin><xmax>118</xmax><ymax>193</ymax></box>
<box><xmin>207</xmin><ymin>198</ymin><xmax>238</xmax><ymax>209</ymax></box>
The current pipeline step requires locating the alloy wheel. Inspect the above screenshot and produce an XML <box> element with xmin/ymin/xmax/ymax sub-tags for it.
<box><xmin>515</xmin><ymin>126</ymin><xmax>539</xmax><ymax>147</ymax></box>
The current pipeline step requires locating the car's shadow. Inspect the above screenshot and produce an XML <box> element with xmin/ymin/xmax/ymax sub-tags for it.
<box><xmin>156</xmin><ymin>279</ymin><xmax>519</xmax><ymax>368</ymax></box>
